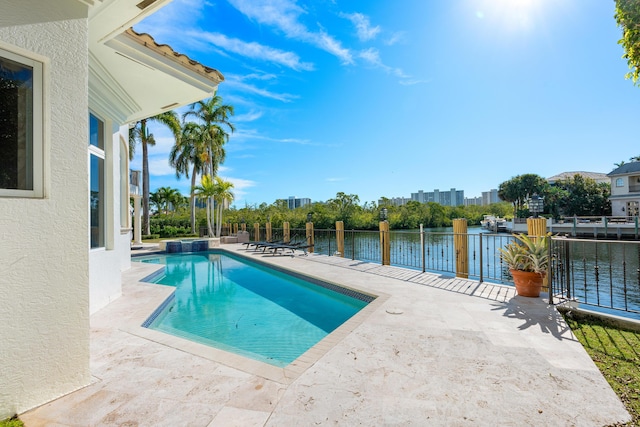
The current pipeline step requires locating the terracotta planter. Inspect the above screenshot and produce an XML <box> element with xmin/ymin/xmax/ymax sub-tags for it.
<box><xmin>510</xmin><ymin>269</ymin><xmax>545</xmax><ymax>297</ymax></box>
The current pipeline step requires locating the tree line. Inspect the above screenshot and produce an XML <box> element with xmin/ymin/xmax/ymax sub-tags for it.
<box><xmin>498</xmin><ymin>173</ymin><xmax>611</xmax><ymax>219</ymax></box>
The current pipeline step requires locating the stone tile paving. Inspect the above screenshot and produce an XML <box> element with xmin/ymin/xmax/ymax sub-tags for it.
<box><xmin>21</xmin><ymin>245</ymin><xmax>630</xmax><ymax>426</ymax></box>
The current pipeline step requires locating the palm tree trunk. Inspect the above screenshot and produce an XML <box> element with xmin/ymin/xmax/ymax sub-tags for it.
<box><xmin>190</xmin><ymin>166</ymin><xmax>197</xmax><ymax>235</ymax></box>
<box><xmin>206</xmin><ymin>199</ymin><xmax>213</xmax><ymax>236</ymax></box>
<box><xmin>141</xmin><ymin>120</ymin><xmax>150</xmax><ymax>235</ymax></box>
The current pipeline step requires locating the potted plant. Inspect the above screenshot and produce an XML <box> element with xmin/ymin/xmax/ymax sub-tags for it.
<box><xmin>498</xmin><ymin>233</ymin><xmax>550</xmax><ymax>297</ymax></box>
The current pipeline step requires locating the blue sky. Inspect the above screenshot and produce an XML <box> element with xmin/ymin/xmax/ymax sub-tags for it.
<box><xmin>133</xmin><ymin>0</ymin><xmax>640</xmax><ymax>208</ymax></box>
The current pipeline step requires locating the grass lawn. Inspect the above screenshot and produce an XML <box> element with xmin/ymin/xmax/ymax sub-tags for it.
<box><xmin>564</xmin><ymin>313</ymin><xmax>640</xmax><ymax>426</ymax></box>
<box><xmin>0</xmin><ymin>417</ymin><xmax>23</xmax><ymax>427</ymax></box>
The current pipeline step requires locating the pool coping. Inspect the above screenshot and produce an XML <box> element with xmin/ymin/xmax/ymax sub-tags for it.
<box><xmin>124</xmin><ymin>248</ymin><xmax>390</xmax><ymax>384</ymax></box>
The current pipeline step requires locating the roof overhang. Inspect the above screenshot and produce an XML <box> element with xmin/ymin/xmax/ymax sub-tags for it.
<box><xmin>87</xmin><ymin>0</ymin><xmax>223</xmax><ymax>123</ymax></box>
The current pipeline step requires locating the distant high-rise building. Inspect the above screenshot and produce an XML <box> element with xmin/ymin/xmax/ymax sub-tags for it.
<box><xmin>410</xmin><ymin>188</ymin><xmax>464</xmax><ymax>207</ymax></box>
<box><xmin>482</xmin><ymin>189</ymin><xmax>500</xmax><ymax>205</ymax></box>
<box><xmin>286</xmin><ymin>196</ymin><xmax>311</xmax><ymax>209</ymax></box>
<box><xmin>464</xmin><ymin>197</ymin><xmax>483</xmax><ymax>206</ymax></box>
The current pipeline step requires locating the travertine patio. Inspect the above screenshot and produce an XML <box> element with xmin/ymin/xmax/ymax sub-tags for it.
<box><xmin>21</xmin><ymin>244</ymin><xmax>630</xmax><ymax>426</ymax></box>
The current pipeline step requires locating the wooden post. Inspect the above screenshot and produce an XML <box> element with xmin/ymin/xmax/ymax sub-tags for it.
<box><xmin>266</xmin><ymin>222</ymin><xmax>272</xmax><ymax>242</ymax></box>
<box><xmin>527</xmin><ymin>217</ymin><xmax>547</xmax><ymax>239</ymax></box>
<box><xmin>254</xmin><ymin>223</ymin><xmax>260</xmax><ymax>242</ymax></box>
<box><xmin>306</xmin><ymin>221</ymin><xmax>314</xmax><ymax>253</ymax></box>
<box><xmin>336</xmin><ymin>221</ymin><xmax>344</xmax><ymax>257</ymax></box>
<box><xmin>283</xmin><ymin>222</ymin><xmax>290</xmax><ymax>243</ymax></box>
<box><xmin>241</xmin><ymin>222</ymin><xmax>246</xmax><ymax>232</ymax></box>
<box><xmin>233</xmin><ymin>223</ymin><xmax>238</xmax><ymax>234</ymax></box>
<box><xmin>453</xmin><ymin>218</ymin><xmax>468</xmax><ymax>279</ymax></box>
<box><xmin>379</xmin><ymin>221</ymin><xmax>390</xmax><ymax>265</ymax></box>
<box><xmin>527</xmin><ymin>217</ymin><xmax>548</xmax><ymax>291</ymax></box>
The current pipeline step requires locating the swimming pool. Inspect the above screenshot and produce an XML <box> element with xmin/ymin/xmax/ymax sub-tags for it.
<box><xmin>134</xmin><ymin>251</ymin><xmax>374</xmax><ymax>367</ymax></box>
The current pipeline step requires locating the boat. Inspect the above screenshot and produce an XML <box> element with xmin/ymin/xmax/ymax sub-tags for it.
<box><xmin>481</xmin><ymin>215</ymin><xmax>508</xmax><ymax>232</ymax></box>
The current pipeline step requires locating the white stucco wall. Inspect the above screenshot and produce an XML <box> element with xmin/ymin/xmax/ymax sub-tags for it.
<box><xmin>0</xmin><ymin>1</ymin><xmax>91</xmax><ymax>419</ymax></box>
<box><xmin>89</xmin><ymin>123</ymin><xmax>131</xmax><ymax>314</ymax></box>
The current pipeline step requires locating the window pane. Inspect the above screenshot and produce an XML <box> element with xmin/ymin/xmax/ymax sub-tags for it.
<box><xmin>0</xmin><ymin>56</ymin><xmax>33</xmax><ymax>190</ymax></box>
<box><xmin>89</xmin><ymin>113</ymin><xmax>104</xmax><ymax>149</ymax></box>
<box><xmin>90</xmin><ymin>154</ymin><xmax>104</xmax><ymax>248</ymax></box>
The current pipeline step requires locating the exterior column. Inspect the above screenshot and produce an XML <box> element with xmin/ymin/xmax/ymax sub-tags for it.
<box><xmin>133</xmin><ymin>195</ymin><xmax>142</xmax><ymax>245</ymax></box>
<box><xmin>453</xmin><ymin>218</ymin><xmax>468</xmax><ymax>279</ymax></box>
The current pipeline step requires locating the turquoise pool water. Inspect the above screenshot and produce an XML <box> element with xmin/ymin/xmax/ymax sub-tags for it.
<box><xmin>134</xmin><ymin>251</ymin><xmax>371</xmax><ymax>367</ymax></box>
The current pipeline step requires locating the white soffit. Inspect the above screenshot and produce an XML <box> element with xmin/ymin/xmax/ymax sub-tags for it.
<box><xmin>87</xmin><ymin>0</ymin><xmax>223</xmax><ymax>123</ymax></box>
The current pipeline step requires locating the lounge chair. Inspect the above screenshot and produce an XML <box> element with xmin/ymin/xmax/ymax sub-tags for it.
<box><xmin>269</xmin><ymin>242</ymin><xmax>315</xmax><ymax>256</ymax></box>
<box><xmin>243</xmin><ymin>238</ymin><xmax>284</xmax><ymax>251</ymax></box>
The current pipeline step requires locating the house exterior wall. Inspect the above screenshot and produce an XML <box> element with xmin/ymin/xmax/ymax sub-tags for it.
<box><xmin>89</xmin><ymin>123</ymin><xmax>131</xmax><ymax>314</ymax></box>
<box><xmin>609</xmin><ymin>175</ymin><xmax>640</xmax><ymax>217</ymax></box>
<box><xmin>0</xmin><ymin>1</ymin><xmax>91</xmax><ymax>418</ymax></box>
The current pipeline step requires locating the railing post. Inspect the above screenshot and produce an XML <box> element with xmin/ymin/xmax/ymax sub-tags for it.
<box><xmin>420</xmin><ymin>224</ymin><xmax>425</xmax><ymax>273</ymax></box>
<box><xmin>479</xmin><ymin>233</ymin><xmax>484</xmax><ymax>283</ymax></box>
<box><xmin>283</xmin><ymin>222</ymin><xmax>290</xmax><ymax>243</ymax></box>
<box><xmin>351</xmin><ymin>231</ymin><xmax>355</xmax><ymax>260</ymax></box>
<box><xmin>306</xmin><ymin>221</ymin><xmax>314</xmax><ymax>254</ymax></box>
<box><xmin>564</xmin><ymin>240</ymin><xmax>571</xmax><ymax>300</ymax></box>
<box><xmin>548</xmin><ymin>237</ymin><xmax>554</xmax><ymax>304</ymax></box>
<box><xmin>253</xmin><ymin>223</ymin><xmax>260</xmax><ymax>242</ymax></box>
<box><xmin>266</xmin><ymin>221</ymin><xmax>272</xmax><ymax>242</ymax></box>
<box><xmin>336</xmin><ymin>221</ymin><xmax>344</xmax><ymax>257</ymax></box>
<box><xmin>379</xmin><ymin>220</ymin><xmax>390</xmax><ymax>265</ymax></box>
<box><xmin>453</xmin><ymin>218</ymin><xmax>468</xmax><ymax>279</ymax></box>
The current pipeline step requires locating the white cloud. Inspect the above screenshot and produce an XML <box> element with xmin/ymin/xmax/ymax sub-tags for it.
<box><xmin>234</xmin><ymin>109</ymin><xmax>264</xmax><ymax>122</ymax></box>
<box><xmin>384</xmin><ymin>31</ymin><xmax>406</xmax><ymax>46</ymax></box>
<box><xmin>223</xmin><ymin>76</ymin><xmax>298</xmax><ymax>102</ymax></box>
<box><xmin>227</xmin><ymin>0</ymin><xmax>354</xmax><ymax>64</ymax></box>
<box><xmin>325</xmin><ymin>177</ymin><xmax>345</xmax><ymax>182</ymax></box>
<box><xmin>191</xmin><ymin>30</ymin><xmax>314</xmax><ymax>71</ymax></box>
<box><xmin>399</xmin><ymin>78</ymin><xmax>430</xmax><ymax>86</ymax></box>
<box><xmin>232</xmin><ymin>128</ymin><xmax>312</xmax><ymax>145</ymax></box>
<box><xmin>340</xmin><ymin>12</ymin><xmax>380</xmax><ymax>41</ymax></box>
<box><xmin>358</xmin><ymin>48</ymin><xmax>409</xmax><ymax>79</ymax></box>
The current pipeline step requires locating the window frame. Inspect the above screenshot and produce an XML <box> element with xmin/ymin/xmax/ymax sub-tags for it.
<box><xmin>0</xmin><ymin>46</ymin><xmax>44</xmax><ymax>198</ymax></box>
<box><xmin>89</xmin><ymin>112</ymin><xmax>106</xmax><ymax>250</ymax></box>
<box><xmin>615</xmin><ymin>178</ymin><xmax>624</xmax><ymax>188</ymax></box>
<box><xmin>119</xmin><ymin>135</ymin><xmax>131</xmax><ymax>232</ymax></box>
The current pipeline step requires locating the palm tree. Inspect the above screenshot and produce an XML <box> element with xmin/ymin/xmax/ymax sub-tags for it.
<box><xmin>213</xmin><ymin>177</ymin><xmax>235</xmax><ymax>237</ymax></box>
<box><xmin>129</xmin><ymin>111</ymin><xmax>181</xmax><ymax>235</ymax></box>
<box><xmin>155</xmin><ymin>186</ymin><xmax>181</xmax><ymax>214</ymax></box>
<box><xmin>194</xmin><ymin>174</ymin><xmax>216</xmax><ymax>236</ymax></box>
<box><xmin>149</xmin><ymin>190</ymin><xmax>163</xmax><ymax>215</ymax></box>
<box><xmin>169</xmin><ymin>121</ymin><xmax>207</xmax><ymax>233</ymax></box>
<box><xmin>183</xmin><ymin>96</ymin><xmax>234</xmax><ymax>235</ymax></box>
<box><xmin>183</xmin><ymin>95</ymin><xmax>235</xmax><ymax>178</ymax></box>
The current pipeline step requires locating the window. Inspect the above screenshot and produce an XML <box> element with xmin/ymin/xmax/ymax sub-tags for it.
<box><xmin>616</xmin><ymin>178</ymin><xmax>624</xmax><ymax>187</ymax></box>
<box><xmin>0</xmin><ymin>47</ymin><xmax>43</xmax><ymax>197</ymax></box>
<box><xmin>89</xmin><ymin>113</ymin><xmax>105</xmax><ymax>248</ymax></box>
<box><xmin>119</xmin><ymin>136</ymin><xmax>130</xmax><ymax>231</ymax></box>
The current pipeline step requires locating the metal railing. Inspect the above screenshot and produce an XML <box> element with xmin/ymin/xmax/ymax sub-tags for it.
<box><xmin>250</xmin><ymin>227</ymin><xmax>515</xmax><ymax>283</ymax></box>
<box><xmin>550</xmin><ymin>237</ymin><xmax>640</xmax><ymax>319</ymax></box>
<box><xmin>245</xmin><ymin>227</ymin><xmax>640</xmax><ymax>320</ymax></box>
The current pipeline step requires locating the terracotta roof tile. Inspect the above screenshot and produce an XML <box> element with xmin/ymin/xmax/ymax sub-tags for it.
<box><xmin>125</xmin><ymin>28</ymin><xmax>224</xmax><ymax>82</ymax></box>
